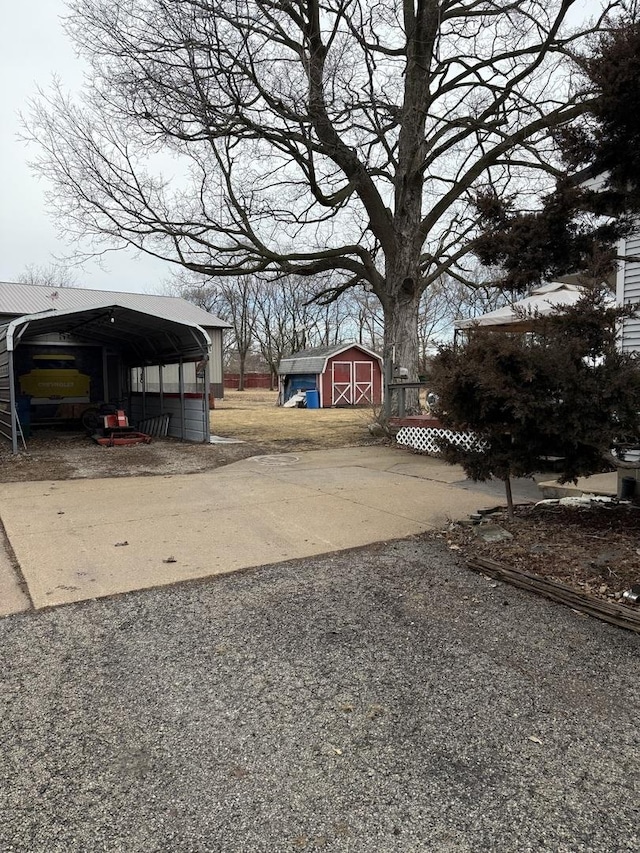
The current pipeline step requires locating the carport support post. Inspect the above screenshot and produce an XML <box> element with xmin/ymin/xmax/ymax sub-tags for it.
<box><xmin>203</xmin><ymin>358</ymin><xmax>210</xmax><ymax>441</ymax></box>
<box><xmin>8</xmin><ymin>350</ymin><xmax>18</xmax><ymax>454</ymax></box>
<box><xmin>179</xmin><ymin>358</ymin><xmax>185</xmax><ymax>440</ymax></box>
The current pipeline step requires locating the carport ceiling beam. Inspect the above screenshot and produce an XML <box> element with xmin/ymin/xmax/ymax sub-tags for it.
<box><xmin>161</xmin><ymin>330</ymin><xmax>185</xmax><ymax>359</ymax></box>
<box><xmin>61</xmin><ymin>316</ymin><xmax>164</xmax><ymax>362</ymax></box>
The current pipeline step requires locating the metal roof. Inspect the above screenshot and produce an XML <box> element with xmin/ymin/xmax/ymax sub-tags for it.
<box><xmin>3</xmin><ymin>304</ymin><xmax>211</xmax><ymax>365</ymax></box>
<box><xmin>278</xmin><ymin>342</ymin><xmax>382</xmax><ymax>375</ymax></box>
<box><xmin>453</xmin><ymin>282</ymin><xmax>612</xmax><ymax>332</ymax></box>
<box><xmin>0</xmin><ymin>281</ymin><xmax>230</xmax><ymax>329</ymax></box>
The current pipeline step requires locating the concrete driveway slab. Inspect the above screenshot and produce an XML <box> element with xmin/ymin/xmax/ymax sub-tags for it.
<box><xmin>0</xmin><ymin>447</ymin><xmax>530</xmax><ymax>610</ymax></box>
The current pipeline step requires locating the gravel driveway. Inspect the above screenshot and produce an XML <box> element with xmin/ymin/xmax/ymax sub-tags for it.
<box><xmin>1</xmin><ymin>538</ymin><xmax>638</xmax><ymax>852</ymax></box>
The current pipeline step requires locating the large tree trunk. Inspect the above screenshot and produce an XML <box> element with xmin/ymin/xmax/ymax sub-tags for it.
<box><xmin>383</xmin><ymin>295</ymin><xmax>420</xmax><ymax>378</ymax></box>
<box><xmin>383</xmin><ymin>287</ymin><xmax>421</xmax><ymax>415</ymax></box>
<box><xmin>381</xmin><ymin>231</ymin><xmax>423</xmax><ymax>413</ymax></box>
<box><xmin>238</xmin><ymin>353</ymin><xmax>246</xmax><ymax>391</ymax></box>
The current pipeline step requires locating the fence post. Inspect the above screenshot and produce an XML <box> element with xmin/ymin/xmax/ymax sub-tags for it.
<box><xmin>383</xmin><ymin>358</ymin><xmax>394</xmax><ymax>421</ymax></box>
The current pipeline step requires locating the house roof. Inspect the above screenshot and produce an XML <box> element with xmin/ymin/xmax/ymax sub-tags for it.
<box><xmin>278</xmin><ymin>342</ymin><xmax>382</xmax><ymax>375</ymax></box>
<box><xmin>0</xmin><ymin>281</ymin><xmax>230</xmax><ymax>329</ymax></box>
<box><xmin>454</xmin><ymin>282</ymin><xmax>593</xmax><ymax>332</ymax></box>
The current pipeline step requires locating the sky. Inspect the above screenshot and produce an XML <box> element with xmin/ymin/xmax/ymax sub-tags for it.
<box><xmin>0</xmin><ymin>0</ymin><xmax>606</xmax><ymax>296</ymax></box>
<box><xmin>0</xmin><ymin>0</ymin><xmax>171</xmax><ymax>293</ymax></box>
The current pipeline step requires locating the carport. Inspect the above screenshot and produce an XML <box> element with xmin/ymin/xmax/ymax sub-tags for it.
<box><xmin>0</xmin><ymin>303</ymin><xmax>212</xmax><ymax>453</ymax></box>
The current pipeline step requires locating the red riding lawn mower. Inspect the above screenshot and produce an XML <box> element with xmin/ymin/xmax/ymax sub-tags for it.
<box><xmin>82</xmin><ymin>404</ymin><xmax>152</xmax><ymax>447</ymax></box>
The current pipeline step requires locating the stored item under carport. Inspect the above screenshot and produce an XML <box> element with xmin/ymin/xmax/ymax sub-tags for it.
<box><xmin>622</xmin><ymin>585</ymin><xmax>640</xmax><ymax>605</ymax></box>
<box><xmin>92</xmin><ymin>409</ymin><xmax>152</xmax><ymax>447</ymax></box>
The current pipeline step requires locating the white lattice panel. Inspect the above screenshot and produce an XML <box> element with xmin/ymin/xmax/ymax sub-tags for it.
<box><xmin>396</xmin><ymin>426</ymin><xmax>486</xmax><ymax>456</ymax></box>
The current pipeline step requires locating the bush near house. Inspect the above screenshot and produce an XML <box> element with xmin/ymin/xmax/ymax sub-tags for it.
<box><xmin>429</xmin><ymin>288</ymin><xmax>640</xmax><ymax>516</ymax></box>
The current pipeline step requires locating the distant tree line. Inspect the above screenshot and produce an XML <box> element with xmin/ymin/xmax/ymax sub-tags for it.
<box><xmin>170</xmin><ymin>272</ymin><xmax>507</xmax><ymax>390</ymax></box>
<box><xmin>17</xmin><ymin>263</ymin><xmax>79</xmax><ymax>289</ymax></box>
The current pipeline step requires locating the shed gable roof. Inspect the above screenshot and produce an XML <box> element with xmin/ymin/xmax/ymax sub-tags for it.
<box><xmin>278</xmin><ymin>342</ymin><xmax>382</xmax><ymax>375</ymax></box>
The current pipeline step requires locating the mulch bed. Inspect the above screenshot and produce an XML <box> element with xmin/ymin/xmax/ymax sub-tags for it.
<box><xmin>441</xmin><ymin>501</ymin><xmax>640</xmax><ymax>604</ymax></box>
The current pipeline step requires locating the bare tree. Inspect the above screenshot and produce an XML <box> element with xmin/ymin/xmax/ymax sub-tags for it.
<box><xmin>17</xmin><ymin>263</ymin><xmax>79</xmax><ymax>288</ymax></box>
<box><xmin>417</xmin><ymin>280</ymin><xmax>455</xmax><ymax>370</ymax></box>
<box><xmin>251</xmin><ymin>283</ymin><xmax>286</xmax><ymax>389</ymax></box>
<box><xmin>415</xmin><ymin>272</ymin><xmax>510</xmax><ymax>373</ymax></box>
<box><xmin>252</xmin><ymin>280</ymin><xmax>303</xmax><ymax>387</ymax></box>
<box><xmin>173</xmin><ymin>273</ymin><xmax>258</xmax><ymax>388</ymax></box>
<box><xmin>253</xmin><ymin>276</ymin><xmax>323</xmax><ymax>376</ymax></box>
<box><xmin>313</xmin><ymin>295</ymin><xmax>352</xmax><ymax>348</ymax></box>
<box><xmin>218</xmin><ymin>278</ymin><xmax>259</xmax><ymax>390</ymax></box>
<box><xmin>347</xmin><ymin>289</ymin><xmax>385</xmax><ymax>353</ymax></box>
<box><xmin>173</xmin><ymin>270</ymin><xmax>353</xmax><ymax>387</ymax></box>
<box><xmin>25</xmin><ymin>0</ymin><xmax>616</xmax><ymax>398</ymax></box>
<box><xmin>165</xmin><ymin>274</ymin><xmax>236</xmax><ymax>365</ymax></box>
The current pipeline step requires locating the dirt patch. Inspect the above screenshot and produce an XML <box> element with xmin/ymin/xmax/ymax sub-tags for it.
<box><xmin>0</xmin><ymin>433</ymin><xmax>264</xmax><ymax>482</ymax></box>
<box><xmin>0</xmin><ymin>389</ymin><xmax>381</xmax><ymax>482</ymax></box>
<box><xmin>439</xmin><ymin>502</ymin><xmax>640</xmax><ymax>603</ymax></box>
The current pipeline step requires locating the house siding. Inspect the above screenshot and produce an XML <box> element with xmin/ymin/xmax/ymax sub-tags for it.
<box><xmin>621</xmin><ymin>234</ymin><xmax>640</xmax><ymax>353</ymax></box>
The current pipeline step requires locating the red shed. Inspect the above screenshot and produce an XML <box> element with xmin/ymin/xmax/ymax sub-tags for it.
<box><xmin>278</xmin><ymin>342</ymin><xmax>383</xmax><ymax>407</ymax></box>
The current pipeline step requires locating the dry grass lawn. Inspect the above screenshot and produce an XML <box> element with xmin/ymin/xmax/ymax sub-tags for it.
<box><xmin>210</xmin><ymin>389</ymin><xmax>378</xmax><ymax>449</ymax></box>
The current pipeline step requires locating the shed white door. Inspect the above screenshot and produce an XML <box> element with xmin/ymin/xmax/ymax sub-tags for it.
<box><xmin>353</xmin><ymin>361</ymin><xmax>374</xmax><ymax>404</ymax></box>
<box><xmin>331</xmin><ymin>361</ymin><xmax>373</xmax><ymax>405</ymax></box>
<box><xmin>332</xmin><ymin>361</ymin><xmax>353</xmax><ymax>405</ymax></box>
